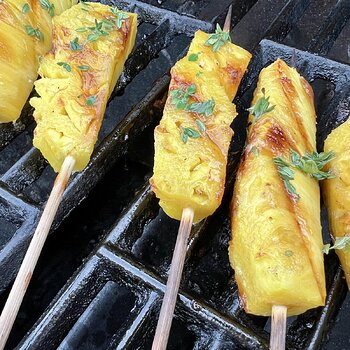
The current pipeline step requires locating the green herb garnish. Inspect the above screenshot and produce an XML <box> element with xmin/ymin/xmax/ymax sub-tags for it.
<box><xmin>204</xmin><ymin>24</ymin><xmax>231</xmax><ymax>52</ymax></box>
<box><xmin>86</xmin><ymin>19</ymin><xmax>111</xmax><ymax>42</ymax></box>
<box><xmin>78</xmin><ymin>65</ymin><xmax>90</xmax><ymax>71</ymax></box>
<box><xmin>111</xmin><ymin>8</ymin><xmax>129</xmax><ymax>29</ymax></box>
<box><xmin>290</xmin><ymin>149</ymin><xmax>335</xmax><ymax>180</ymax></box>
<box><xmin>273</xmin><ymin>149</ymin><xmax>335</xmax><ymax>200</ymax></box>
<box><xmin>86</xmin><ymin>95</ymin><xmax>96</xmax><ymax>106</ymax></box>
<box><xmin>40</xmin><ymin>0</ymin><xmax>55</xmax><ymax>17</ymax></box>
<box><xmin>323</xmin><ymin>236</ymin><xmax>350</xmax><ymax>254</ymax></box>
<box><xmin>170</xmin><ymin>84</ymin><xmax>196</xmax><ymax>110</ymax></box>
<box><xmin>57</xmin><ymin>62</ymin><xmax>71</xmax><ymax>72</ymax></box>
<box><xmin>274</xmin><ymin>157</ymin><xmax>300</xmax><ymax>200</ymax></box>
<box><xmin>24</xmin><ymin>25</ymin><xmax>44</xmax><ymax>41</ymax></box>
<box><xmin>188</xmin><ymin>53</ymin><xmax>199</xmax><ymax>61</ymax></box>
<box><xmin>248</xmin><ymin>88</ymin><xmax>275</xmax><ymax>121</ymax></box>
<box><xmin>22</xmin><ymin>3</ymin><xmax>30</xmax><ymax>13</ymax></box>
<box><xmin>186</xmin><ymin>98</ymin><xmax>215</xmax><ymax>117</ymax></box>
<box><xmin>181</xmin><ymin>127</ymin><xmax>201</xmax><ymax>143</ymax></box>
<box><xmin>76</xmin><ymin>27</ymin><xmax>87</xmax><ymax>32</ymax></box>
<box><xmin>70</xmin><ymin>37</ymin><xmax>83</xmax><ymax>51</ymax></box>
<box><xmin>195</xmin><ymin>119</ymin><xmax>206</xmax><ymax>134</ymax></box>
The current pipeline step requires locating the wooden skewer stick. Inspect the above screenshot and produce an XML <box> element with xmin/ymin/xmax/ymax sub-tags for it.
<box><xmin>152</xmin><ymin>208</ymin><xmax>194</xmax><ymax>350</ymax></box>
<box><xmin>270</xmin><ymin>305</ymin><xmax>287</xmax><ymax>350</ymax></box>
<box><xmin>0</xmin><ymin>156</ymin><xmax>76</xmax><ymax>350</ymax></box>
<box><xmin>152</xmin><ymin>7</ymin><xmax>233</xmax><ymax>350</ymax></box>
<box><xmin>223</xmin><ymin>4</ymin><xmax>232</xmax><ymax>32</ymax></box>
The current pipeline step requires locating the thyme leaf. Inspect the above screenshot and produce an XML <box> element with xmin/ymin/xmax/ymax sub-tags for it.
<box><xmin>24</xmin><ymin>25</ymin><xmax>44</xmax><ymax>41</ymax></box>
<box><xmin>22</xmin><ymin>3</ymin><xmax>30</xmax><ymax>13</ymax></box>
<box><xmin>195</xmin><ymin>119</ymin><xmax>206</xmax><ymax>134</ymax></box>
<box><xmin>86</xmin><ymin>95</ymin><xmax>96</xmax><ymax>106</ymax></box>
<box><xmin>186</xmin><ymin>98</ymin><xmax>215</xmax><ymax>117</ymax></box>
<box><xmin>181</xmin><ymin>127</ymin><xmax>200</xmax><ymax>143</ymax></box>
<box><xmin>70</xmin><ymin>37</ymin><xmax>83</xmax><ymax>51</ymax></box>
<box><xmin>205</xmin><ymin>24</ymin><xmax>231</xmax><ymax>52</ymax></box>
<box><xmin>110</xmin><ymin>8</ymin><xmax>129</xmax><ymax>29</ymax></box>
<box><xmin>39</xmin><ymin>0</ymin><xmax>55</xmax><ymax>17</ymax></box>
<box><xmin>57</xmin><ymin>62</ymin><xmax>71</xmax><ymax>72</ymax></box>
<box><xmin>248</xmin><ymin>88</ymin><xmax>275</xmax><ymax>121</ymax></box>
<box><xmin>78</xmin><ymin>65</ymin><xmax>89</xmax><ymax>71</ymax></box>
<box><xmin>188</xmin><ymin>53</ymin><xmax>199</xmax><ymax>61</ymax></box>
<box><xmin>170</xmin><ymin>84</ymin><xmax>196</xmax><ymax>110</ymax></box>
<box><xmin>273</xmin><ymin>157</ymin><xmax>299</xmax><ymax>200</ymax></box>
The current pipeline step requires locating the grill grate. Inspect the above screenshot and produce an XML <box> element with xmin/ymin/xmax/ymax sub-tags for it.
<box><xmin>12</xmin><ymin>40</ymin><xmax>350</xmax><ymax>350</ymax></box>
<box><xmin>0</xmin><ymin>0</ymin><xmax>350</xmax><ymax>349</ymax></box>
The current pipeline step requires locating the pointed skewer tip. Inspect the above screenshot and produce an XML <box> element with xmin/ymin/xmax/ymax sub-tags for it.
<box><xmin>223</xmin><ymin>4</ymin><xmax>232</xmax><ymax>32</ymax></box>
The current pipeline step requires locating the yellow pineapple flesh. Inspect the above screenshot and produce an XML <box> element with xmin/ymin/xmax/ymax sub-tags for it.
<box><xmin>30</xmin><ymin>2</ymin><xmax>137</xmax><ymax>172</ymax></box>
<box><xmin>323</xmin><ymin>119</ymin><xmax>350</xmax><ymax>287</ymax></box>
<box><xmin>229</xmin><ymin>59</ymin><xmax>326</xmax><ymax>316</ymax></box>
<box><xmin>0</xmin><ymin>0</ymin><xmax>78</xmax><ymax>123</ymax></box>
<box><xmin>150</xmin><ymin>30</ymin><xmax>251</xmax><ymax>223</ymax></box>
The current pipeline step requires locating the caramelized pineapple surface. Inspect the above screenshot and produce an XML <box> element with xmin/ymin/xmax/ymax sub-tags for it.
<box><xmin>150</xmin><ymin>30</ymin><xmax>251</xmax><ymax>223</ymax></box>
<box><xmin>229</xmin><ymin>59</ymin><xmax>326</xmax><ymax>316</ymax></box>
<box><xmin>30</xmin><ymin>2</ymin><xmax>137</xmax><ymax>172</ymax></box>
<box><xmin>0</xmin><ymin>0</ymin><xmax>77</xmax><ymax>123</ymax></box>
<box><xmin>323</xmin><ymin>119</ymin><xmax>350</xmax><ymax>287</ymax></box>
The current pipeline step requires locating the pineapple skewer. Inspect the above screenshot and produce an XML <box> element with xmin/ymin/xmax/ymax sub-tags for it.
<box><xmin>151</xmin><ymin>6</ymin><xmax>251</xmax><ymax>349</ymax></box>
<box><xmin>229</xmin><ymin>60</ymin><xmax>329</xmax><ymax>350</ymax></box>
<box><xmin>0</xmin><ymin>3</ymin><xmax>137</xmax><ymax>348</ymax></box>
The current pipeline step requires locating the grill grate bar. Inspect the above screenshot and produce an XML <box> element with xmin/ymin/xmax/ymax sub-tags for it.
<box><xmin>307</xmin><ymin>0</ymin><xmax>350</xmax><ymax>56</ymax></box>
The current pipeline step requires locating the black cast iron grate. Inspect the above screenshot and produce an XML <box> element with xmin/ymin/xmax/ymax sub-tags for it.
<box><xmin>13</xmin><ymin>40</ymin><xmax>350</xmax><ymax>350</ymax></box>
<box><xmin>0</xmin><ymin>0</ymin><xmax>350</xmax><ymax>349</ymax></box>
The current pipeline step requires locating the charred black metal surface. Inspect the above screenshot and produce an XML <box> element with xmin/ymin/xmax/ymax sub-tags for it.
<box><xmin>0</xmin><ymin>0</ymin><xmax>350</xmax><ymax>349</ymax></box>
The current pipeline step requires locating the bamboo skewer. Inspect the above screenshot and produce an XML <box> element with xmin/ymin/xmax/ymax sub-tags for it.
<box><xmin>152</xmin><ymin>208</ymin><xmax>194</xmax><ymax>350</ymax></box>
<box><xmin>151</xmin><ymin>7</ymin><xmax>232</xmax><ymax>350</ymax></box>
<box><xmin>0</xmin><ymin>156</ymin><xmax>75</xmax><ymax>350</ymax></box>
<box><xmin>270</xmin><ymin>305</ymin><xmax>287</xmax><ymax>350</ymax></box>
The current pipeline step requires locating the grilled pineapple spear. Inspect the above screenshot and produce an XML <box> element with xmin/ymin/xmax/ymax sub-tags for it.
<box><xmin>0</xmin><ymin>4</ymin><xmax>137</xmax><ymax>349</ymax></box>
<box><xmin>229</xmin><ymin>59</ymin><xmax>326</xmax><ymax>317</ymax></box>
<box><xmin>151</xmin><ymin>9</ymin><xmax>252</xmax><ymax>349</ymax></box>
<box><xmin>323</xmin><ymin>119</ymin><xmax>350</xmax><ymax>286</ymax></box>
<box><xmin>229</xmin><ymin>59</ymin><xmax>330</xmax><ymax>348</ymax></box>
<box><xmin>30</xmin><ymin>2</ymin><xmax>137</xmax><ymax>172</ymax></box>
<box><xmin>150</xmin><ymin>28</ymin><xmax>252</xmax><ymax>223</ymax></box>
<box><xmin>0</xmin><ymin>0</ymin><xmax>78</xmax><ymax>123</ymax></box>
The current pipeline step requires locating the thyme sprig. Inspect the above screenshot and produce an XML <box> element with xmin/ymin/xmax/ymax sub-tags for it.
<box><xmin>24</xmin><ymin>25</ymin><xmax>44</xmax><ymax>41</ymax></box>
<box><xmin>273</xmin><ymin>157</ymin><xmax>299</xmax><ymax>199</ymax></box>
<box><xmin>170</xmin><ymin>84</ymin><xmax>216</xmax><ymax>142</ymax></box>
<box><xmin>248</xmin><ymin>88</ymin><xmax>275</xmax><ymax>121</ymax></box>
<box><xmin>86</xmin><ymin>19</ymin><xmax>110</xmax><ymax>42</ymax></box>
<box><xmin>323</xmin><ymin>236</ymin><xmax>350</xmax><ymax>254</ymax></box>
<box><xmin>110</xmin><ymin>8</ymin><xmax>129</xmax><ymax>29</ymax></box>
<box><xmin>290</xmin><ymin>149</ymin><xmax>335</xmax><ymax>180</ymax></box>
<box><xmin>273</xmin><ymin>149</ymin><xmax>335</xmax><ymax>200</ymax></box>
<box><xmin>205</xmin><ymin>24</ymin><xmax>231</xmax><ymax>52</ymax></box>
